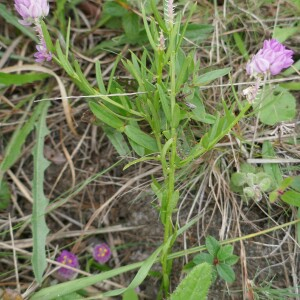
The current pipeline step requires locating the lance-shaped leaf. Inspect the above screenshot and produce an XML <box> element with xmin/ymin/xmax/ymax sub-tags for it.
<box><xmin>170</xmin><ymin>263</ymin><xmax>212</xmax><ymax>300</ymax></box>
<box><xmin>0</xmin><ymin>100</ymin><xmax>46</xmax><ymax>182</ymax></box>
<box><xmin>31</xmin><ymin>101</ymin><xmax>51</xmax><ymax>283</ymax></box>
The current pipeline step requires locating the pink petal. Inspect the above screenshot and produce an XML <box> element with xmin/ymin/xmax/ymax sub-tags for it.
<box><xmin>269</xmin><ymin>62</ymin><xmax>283</xmax><ymax>75</ymax></box>
<box><xmin>253</xmin><ymin>56</ymin><xmax>270</xmax><ymax>73</ymax></box>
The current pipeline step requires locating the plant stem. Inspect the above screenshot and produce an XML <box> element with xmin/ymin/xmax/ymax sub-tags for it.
<box><xmin>160</xmin><ymin>49</ymin><xmax>178</xmax><ymax>297</ymax></box>
<box><xmin>161</xmin><ymin>133</ymin><xmax>177</xmax><ymax>297</ymax></box>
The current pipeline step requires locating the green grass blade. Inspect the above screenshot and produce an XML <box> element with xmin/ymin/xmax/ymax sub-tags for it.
<box><xmin>122</xmin><ymin>289</ymin><xmax>138</xmax><ymax>300</ymax></box>
<box><xmin>31</xmin><ymin>262</ymin><xmax>143</xmax><ymax>300</ymax></box>
<box><xmin>297</xmin><ymin>209</ymin><xmax>300</xmax><ymax>244</ymax></box>
<box><xmin>31</xmin><ymin>101</ymin><xmax>51</xmax><ymax>283</ymax></box>
<box><xmin>233</xmin><ymin>32</ymin><xmax>249</xmax><ymax>59</ymax></box>
<box><xmin>0</xmin><ymin>72</ymin><xmax>49</xmax><ymax>86</ymax></box>
<box><xmin>0</xmin><ymin>180</ymin><xmax>11</xmax><ymax>210</ymax></box>
<box><xmin>103</xmin><ymin>246</ymin><xmax>163</xmax><ymax>297</ymax></box>
<box><xmin>40</xmin><ymin>20</ymin><xmax>55</xmax><ymax>53</ymax></box>
<box><xmin>195</xmin><ymin>67</ymin><xmax>232</xmax><ymax>86</ymax></box>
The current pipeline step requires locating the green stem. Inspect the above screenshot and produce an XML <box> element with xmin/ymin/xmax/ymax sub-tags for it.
<box><xmin>160</xmin><ymin>49</ymin><xmax>178</xmax><ymax>297</ymax></box>
<box><xmin>161</xmin><ymin>132</ymin><xmax>177</xmax><ymax>296</ymax></box>
<box><xmin>170</xmin><ymin>51</ymin><xmax>176</xmax><ymax>119</ymax></box>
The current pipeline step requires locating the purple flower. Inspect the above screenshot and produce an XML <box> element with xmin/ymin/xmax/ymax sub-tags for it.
<box><xmin>14</xmin><ymin>0</ymin><xmax>49</xmax><ymax>26</ymax></box>
<box><xmin>93</xmin><ymin>243</ymin><xmax>111</xmax><ymax>264</ymax></box>
<box><xmin>246</xmin><ymin>39</ymin><xmax>294</xmax><ymax>76</ymax></box>
<box><xmin>56</xmin><ymin>250</ymin><xmax>79</xmax><ymax>280</ymax></box>
<box><xmin>34</xmin><ymin>38</ymin><xmax>52</xmax><ymax>62</ymax></box>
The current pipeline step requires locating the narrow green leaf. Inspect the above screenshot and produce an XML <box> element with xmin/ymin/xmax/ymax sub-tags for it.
<box><xmin>0</xmin><ymin>180</ymin><xmax>11</xmax><ymax>210</ymax></box>
<box><xmin>189</xmin><ymin>93</ymin><xmax>210</xmax><ymax>123</ymax></box>
<box><xmin>0</xmin><ymin>101</ymin><xmax>45</xmax><ymax>178</ymax></box>
<box><xmin>158</xmin><ymin>85</ymin><xmax>171</xmax><ymax>123</ymax></box>
<box><xmin>233</xmin><ymin>33</ymin><xmax>249</xmax><ymax>59</ymax></box>
<box><xmin>31</xmin><ymin>101</ymin><xmax>51</xmax><ymax>283</ymax></box>
<box><xmin>73</xmin><ymin>60</ymin><xmax>95</xmax><ymax>95</ymax></box>
<box><xmin>175</xmin><ymin>52</ymin><xmax>192</xmax><ymax>91</ymax></box>
<box><xmin>216</xmin><ymin>263</ymin><xmax>235</xmax><ymax>283</ymax></box>
<box><xmin>281</xmin><ymin>191</ymin><xmax>300</xmax><ymax>207</ymax></box>
<box><xmin>40</xmin><ymin>20</ymin><xmax>55</xmax><ymax>53</ymax></box>
<box><xmin>141</xmin><ymin>5</ymin><xmax>158</xmax><ymax>51</ymax></box>
<box><xmin>205</xmin><ymin>236</ymin><xmax>220</xmax><ymax>256</ymax></box>
<box><xmin>108</xmin><ymin>54</ymin><xmax>123</xmax><ymax>93</ymax></box>
<box><xmin>170</xmin><ymin>263</ymin><xmax>212</xmax><ymax>300</ymax></box>
<box><xmin>123</xmin><ymin>156</ymin><xmax>158</xmax><ymax>170</ymax></box>
<box><xmin>122</xmin><ymin>288</ymin><xmax>138</xmax><ymax>300</ymax></box>
<box><xmin>124</xmin><ymin>125</ymin><xmax>158</xmax><ymax>152</ymax></box>
<box><xmin>273</xmin><ymin>26</ymin><xmax>299</xmax><ymax>43</ymax></box>
<box><xmin>95</xmin><ymin>61</ymin><xmax>106</xmax><ymax>93</ymax></box>
<box><xmin>279</xmin><ymin>82</ymin><xmax>300</xmax><ymax>90</ymax></box>
<box><xmin>55</xmin><ymin>41</ymin><xmax>74</xmax><ymax>76</ymax></box>
<box><xmin>55</xmin><ymin>292</ymin><xmax>84</xmax><ymax>300</ymax></box>
<box><xmin>150</xmin><ymin>0</ymin><xmax>168</xmax><ymax>32</ymax></box>
<box><xmin>172</xmin><ymin>103</ymin><xmax>182</xmax><ymax>128</ymax></box>
<box><xmin>0</xmin><ymin>4</ymin><xmax>38</xmax><ymax>42</ymax></box>
<box><xmin>297</xmin><ymin>208</ymin><xmax>300</xmax><ymax>244</ymax></box>
<box><xmin>65</xmin><ymin>18</ymin><xmax>71</xmax><ymax>58</ymax></box>
<box><xmin>147</xmin><ymin>99</ymin><xmax>161</xmax><ymax>134</ymax></box>
<box><xmin>103</xmin><ymin>246</ymin><xmax>163</xmax><ymax>297</ymax></box>
<box><xmin>0</xmin><ymin>72</ymin><xmax>49</xmax><ymax>86</ymax></box>
<box><xmin>31</xmin><ymin>262</ymin><xmax>142</xmax><ymax>300</ymax></box>
<box><xmin>103</xmin><ymin>126</ymin><xmax>129</xmax><ymax>156</ymax></box>
<box><xmin>195</xmin><ymin>68</ymin><xmax>231</xmax><ymax>85</ymax></box>
<box><xmin>55</xmin><ymin>0</ymin><xmax>68</xmax><ymax>35</ymax></box>
<box><xmin>161</xmin><ymin>138</ymin><xmax>174</xmax><ymax>163</ymax></box>
<box><xmin>169</xmin><ymin>190</ymin><xmax>179</xmax><ymax>212</ymax></box>
<box><xmin>128</xmin><ymin>138</ymin><xmax>145</xmax><ymax>156</ymax></box>
<box><xmin>89</xmin><ymin>102</ymin><xmax>124</xmax><ymax>129</ymax></box>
